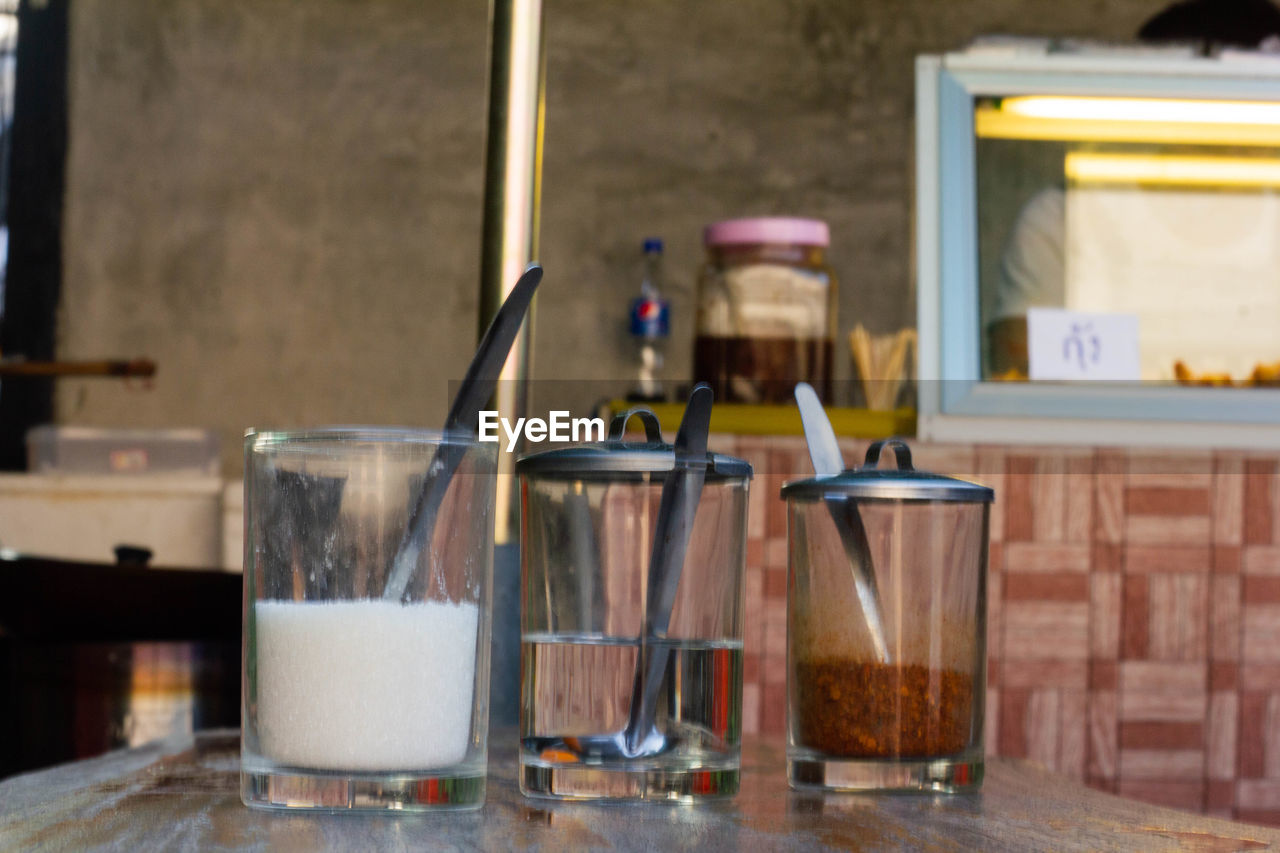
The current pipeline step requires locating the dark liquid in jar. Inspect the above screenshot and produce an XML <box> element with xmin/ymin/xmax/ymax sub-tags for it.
<box><xmin>693</xmin><ymin>335</ymin><xmax>833</xmax><ymax>405</ymax></box>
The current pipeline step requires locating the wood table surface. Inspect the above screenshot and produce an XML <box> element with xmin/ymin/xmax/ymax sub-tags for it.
<box><xmin>2</xmin><ymin>729</ymin><xmax>1278</xmax><ymax>852</ymax></box>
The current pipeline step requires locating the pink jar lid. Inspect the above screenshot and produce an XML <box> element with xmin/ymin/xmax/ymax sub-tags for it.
<box><xmin>703</xmin><ymin>216</ymin><xmax>829</xmax><ymax>248</ymax></box>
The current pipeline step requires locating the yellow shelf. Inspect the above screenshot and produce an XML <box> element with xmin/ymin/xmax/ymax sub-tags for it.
<box><xmin>606</xmin><ymin>401</ymin><xmax>916</xmax><ymax>439</ymax></box>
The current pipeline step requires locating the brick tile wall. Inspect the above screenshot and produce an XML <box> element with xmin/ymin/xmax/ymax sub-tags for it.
<box><xmin>718</xmin><ymin>435</ymin><xmax>1280</xmax><ymax>826</ymax></box>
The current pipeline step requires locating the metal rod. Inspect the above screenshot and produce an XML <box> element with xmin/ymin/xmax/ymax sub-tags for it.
<box><xmin>478</xmin><ymin>0</ymin><xmax>545</xmax><ymax>545</ymax></box>
<box><xmin>0</xmin><ymin>358</ymin><xmax>155</xmax><ymax>379</ymax></box>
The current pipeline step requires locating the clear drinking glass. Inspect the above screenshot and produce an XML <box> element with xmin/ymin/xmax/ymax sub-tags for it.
<box><xmin>783</xmin><ymin>439</ymin><xmax>992</xmax><ymax>793</ymax></box>
<box><xmin>516</xmin><ymin>410</ymin><xmax>751</xmax><ymax>801</ymax></box>
<box><xmin>240</xmin><ymin>428</ymin><xmax>496</xmax><ymax>811</ymax></box>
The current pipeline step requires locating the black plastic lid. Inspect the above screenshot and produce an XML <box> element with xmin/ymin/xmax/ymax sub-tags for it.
<box><xmin>516</xmin><ymin>407</ymin><xmax>752</xmax><ymax>481</ymax></box>
<box><xmin>780</xmin><ymin>438</ymin><xmax>994</xmax><ymax>503</ymax></box>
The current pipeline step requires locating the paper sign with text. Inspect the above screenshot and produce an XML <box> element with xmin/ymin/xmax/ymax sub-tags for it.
<box><xmin>1027</xmin><ymin>308</ymin><xmax>1141</xmax><ymax>381</ymax></box>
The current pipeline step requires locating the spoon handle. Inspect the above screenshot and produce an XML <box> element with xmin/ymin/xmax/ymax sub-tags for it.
<box><xmin>623</xmin><ymin>384</ymin><xmax>712</xmax><ymax>755</ymax></box>
<box><xmin>793</xmin><ymin>382</ymin><xmax>891</xmax><ymax>664</ymax></box>
<box><xmin>383</xmin><ymin>264</ymin><xmax>543</xmax><ymax>602</ymax></box>
<box><xmin>829</xmin><ymin>495</ymin><xmax>892</xmax><ymax>664</ymax></box>
<box><xmin>795</xmin><ymin>382</ymin><xmax>843</xmax><ymax>476</ymax></box>
<box><xmin>443</xmin><ymin>264</ymin><xmax>543</xmax><ymax>435</ymax></box>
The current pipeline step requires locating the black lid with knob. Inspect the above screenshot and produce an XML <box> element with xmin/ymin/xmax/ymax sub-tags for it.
<box><xmin>780</xmin><ymin>438</ymin><xmax>993</xmax><ymax>503</ymax></box>
<box><xmin>516</xmin><ymin>407</ymin><xmax>752</xmax><ymax>482</ymax></box>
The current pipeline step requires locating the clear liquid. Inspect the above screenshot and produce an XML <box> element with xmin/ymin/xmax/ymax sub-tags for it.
<box><xmin>520</xmin><ymin>633</ymin><xmax>743</xmax><ymax>767</ymax></box>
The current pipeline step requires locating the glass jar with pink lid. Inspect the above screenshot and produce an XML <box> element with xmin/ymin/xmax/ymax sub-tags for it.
<box><xmin>694</xmin><ymin>217</ymin><xmax>837</xmax><ymax>404</ymax></box>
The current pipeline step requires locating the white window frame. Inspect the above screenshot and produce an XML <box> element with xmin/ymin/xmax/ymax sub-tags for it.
<box><xmin>916</xmin><ymin>50</ymin><xmax>1280</xmax><ymax>449</ymax></box>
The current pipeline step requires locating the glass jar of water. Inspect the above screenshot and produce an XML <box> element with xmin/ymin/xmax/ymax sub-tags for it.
<box><xmin>516</xmin><ymin>407</ymin><xmax>751</xmax><ymax>801</ymax></box>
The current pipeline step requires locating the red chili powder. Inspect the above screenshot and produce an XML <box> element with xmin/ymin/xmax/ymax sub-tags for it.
<box><xmin>795</xmin><ymin>659</ymin><xmax>974</xmax><ymax>758</ymax></box>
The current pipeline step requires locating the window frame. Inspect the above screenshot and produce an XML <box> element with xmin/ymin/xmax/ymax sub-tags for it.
<box><xmin>916</xmin><ymin>50</ymin><xmax>1280</xmax><ymax>449</ymax></box>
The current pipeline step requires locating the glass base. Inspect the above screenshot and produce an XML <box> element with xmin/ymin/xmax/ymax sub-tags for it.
<box><xmin>520</xmin><ymin>756</ymin><xmax>739</xmax><ymax>802</ymax></box>
<box><xmin>788</xmin><ymin>753</ymin><xmax>983</xmax><ymax>793</ymax></box>
<box><xmin>241</xmin><ymin>767</ymin><xmax>485</xmax><ymax>812</ymax></box>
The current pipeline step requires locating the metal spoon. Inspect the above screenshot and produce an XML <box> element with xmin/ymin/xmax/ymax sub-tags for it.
<box><xmin>557</xmin><ymin>383</ymin><xmax>713</xmax><ymax>760</ymax></box>
<box><xmin>382</xmin><ymin>264</ymin><xmax>543</xmax><ymax>602</ymax></box>
<box><xmin>793</xmin><ymin>382</ymin><xmax>891</xmax><ymax>664</ymax></box>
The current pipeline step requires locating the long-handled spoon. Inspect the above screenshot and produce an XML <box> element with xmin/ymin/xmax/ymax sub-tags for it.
<box><xmin>552</xmin><ymin>383</ymin><xmax>713</xmax><ymax>760</ymax></box>
<box><xmin>793</xmin><ymin>382</ymin><xmax>891</xmax><ymax>664</ymax></box>
<box><xmin>621</xmin><ymin>383</ymin><xmax>713</xmax><ymax>757</ymax></box>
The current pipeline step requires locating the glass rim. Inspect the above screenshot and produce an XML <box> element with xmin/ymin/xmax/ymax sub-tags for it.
<box><xmin>245</xmin><ymin>425</ymin><xmax>490</xmax><ymax>450</ymax></box>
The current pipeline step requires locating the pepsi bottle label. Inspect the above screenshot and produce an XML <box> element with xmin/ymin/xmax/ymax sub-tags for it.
<box><xmin>630</xmin><ymin>297</ymin><xmax>669</xmax><ymax>338</ymax></box>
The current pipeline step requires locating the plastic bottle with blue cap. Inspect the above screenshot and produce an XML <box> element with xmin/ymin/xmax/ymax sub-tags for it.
<box><xmin>627</xmin><ymin>237</ymin><xmax>670</xmax><ymax>402</ymax></box>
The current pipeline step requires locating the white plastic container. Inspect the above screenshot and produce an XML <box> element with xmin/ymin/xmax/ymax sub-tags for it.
<box><xmin>26</xmin><ymin>426</ymin><xmax>220</xmax><ymax>476</ymax></box>
<box><xmin>0</xmin><ymin>473</ymin><xmax>223</xmax><ymax>568</ymax></box>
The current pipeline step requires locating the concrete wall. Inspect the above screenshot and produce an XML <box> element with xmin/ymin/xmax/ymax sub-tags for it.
<box><xmin>55</xmin><ymin>0</ymin><xmax>1163</xmax><ymax>474</ymax></box>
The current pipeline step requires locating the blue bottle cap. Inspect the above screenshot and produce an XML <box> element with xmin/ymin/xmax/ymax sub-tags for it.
<box><xmin>642</xmin><ymin>237</ymin><xmax>663</xmax><ymax>253</ymax></box>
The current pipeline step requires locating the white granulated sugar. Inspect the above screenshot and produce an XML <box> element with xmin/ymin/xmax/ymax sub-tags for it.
<box><xmin>255</xmin><ymin>599</ymin><xmax>479</xmax><ymax>771</ymax></box>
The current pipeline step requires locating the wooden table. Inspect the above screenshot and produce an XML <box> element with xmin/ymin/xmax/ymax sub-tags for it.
<box><xmin>3</xmin><ymin>730</ymin><xmax>1278</xmax><ymax>851</ymax></box>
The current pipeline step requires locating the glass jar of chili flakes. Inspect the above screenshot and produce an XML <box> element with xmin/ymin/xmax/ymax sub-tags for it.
<box><xmin>781</xmin><ymin>438</ymin><xmax>993</xmax><ymax>793</ymax></box>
